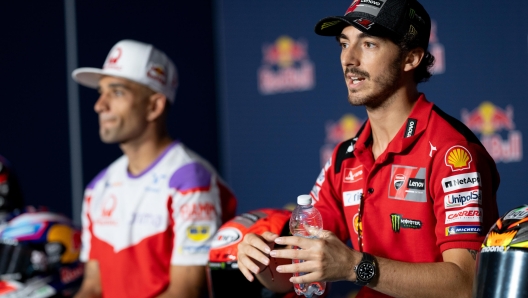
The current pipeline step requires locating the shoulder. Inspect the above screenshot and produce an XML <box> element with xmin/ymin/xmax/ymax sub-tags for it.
<box><xmin>166</xmin><ymin>144</ymin><xmax>217</xmax><ymax>192</ymax></box>
<box><xmin>429</xmin><ymin>104</ymin><xmax>481</xmax><ymax>145</ymax></box>
<box><xmin>85</xmin><ymin>155</ymin><xmax>126</xmax><ymax>190</ymax></box>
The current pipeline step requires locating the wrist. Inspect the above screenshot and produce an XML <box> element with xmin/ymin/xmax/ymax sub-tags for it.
<box><xmin>353</xmin><ymin>252</ymin><xmax>378</xmax><ymax>286</ymax></box>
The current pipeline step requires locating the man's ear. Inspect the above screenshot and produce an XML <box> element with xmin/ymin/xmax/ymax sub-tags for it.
<box><xmin>146</xmin><ymin>93</ymin><xmax>168</xmax><ymax>122</ymax></box>
<box><xmin>403</xmin><ymin>47</ymin><xmax>425</xmax><ymax>72</ymax></box>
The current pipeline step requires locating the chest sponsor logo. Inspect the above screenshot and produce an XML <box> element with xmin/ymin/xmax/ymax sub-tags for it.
<box><xmin>442</xmin><ymin>172</ymin><xmax>481</xmax><ymax>193</ymax></box>
<box><xmin>178</xmin><ymin>244</ymin><xmax>210</xmax><ymax>255</ymax></box>
<box><xmin>101</xmin><ymin>195</ymin><xmax>117</xmax><ymax>217</ymax></box>
<box><xmin>343</xmin><ymin>166</ymin><xmax>363</xmax><ymax>183</ymax></box>
<box><xmin>352</xmin><ymin>213</ymin><xmax>361</xmax><ymax>234</ymax></box>
<box><xmin>404</xmin><ymin>118</ymin><xmax>417</xmax><ymax>138</ymax></box>
<box><xmin>179</xmin><ymin>202</ymin><xmax>217</xmax><ymax>221</ymax></box>
<box><xmin>444</xmin><ymin>190</ymin><xmax>481</xmax><ymax>209</ymax></box>
<box><xmin>445</xmin><ymin>207</ymin><xmax>482</xmax><ymax>224</ymax></box>
<box><xmin>504</xmin><ymin>206</ymin><xmax>528</xmax><ymax>220</ymax></box>
<box><xmin>445</xmin><ymin>225</ymin><xmax>481</xmax><ymax>236</ymax></box>
<box><xmin>343</xmin><ymin>189</ymin><xmax>363</xmax><ymax>207</ymax></box>
<box><xmin>388</xmin><ymin>165</ymin><xmax>427</xmax><ymax>202</ymax></box>
<box><xmin>211</xmin><ymin>227</ymin><xmax>242</xmax><ymax>249</ymax></box>
<box><xmin>390</xmin><ymin>214</ymin><xmax>422</xmax><ymax>232</ymax></box>
<box><xmin>187</xmin><ymin>225</ymin><xmax>211</xmax><ymax>242</ymax></box>
<box><xmin>129</xmin><ymin>212</ymin><xmax>163</xmax><ymax>228</ymax></box>
<box><xmin>445</xmin><ymin>146</ymin><xmax>473</xmax><ymax>171</ymax></box>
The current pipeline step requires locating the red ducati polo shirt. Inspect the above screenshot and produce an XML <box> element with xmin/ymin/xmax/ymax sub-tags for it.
<box><xmin>311</xmin><ymin>94</ymin><xmax>499</xmax><ymax>298</ymax></box>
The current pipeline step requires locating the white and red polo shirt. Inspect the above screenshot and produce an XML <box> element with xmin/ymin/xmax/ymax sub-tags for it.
<box><xmin>80</xmin><ymin>141</ymin><xmax>236</xmax><ymax>297</ymax></box>
<box><xmin>311</xmin><ymin>95</ymin><xmax>499</xmax><ymax>298</ymax></box>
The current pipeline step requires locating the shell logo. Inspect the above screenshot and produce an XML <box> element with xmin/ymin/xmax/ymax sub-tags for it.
<box><xmin>353</xmin><ymin>213</ymin><xmax>362</xmax><ymax>234</ymax></box>
<box><xmin>445</xmin><ymin>145</ymin><xmax>472</xmax><ymax>171</ymax></box>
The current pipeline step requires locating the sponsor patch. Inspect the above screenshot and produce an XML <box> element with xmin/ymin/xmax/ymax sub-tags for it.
<box><xmin>388</xmin><ymin>165</ymin><xmax>427</xmax><ymax>202</ymax></box>
<box><xmin>211</xmin><ymin>227</ymin><xmax>242</xmax><ymax>248</ymax></box>
<box><xmin>445</xmin><ymin>207</ymin><xmax>482</xmax><ymax>224</ymax></box>
<box><xmin>321</xmin><ymin>20</ymin><xmax>341</xmax><ymax>30</ymax></box>
<box><xmin>444</xmin><ymin>190</ymin><xmax>481</xmax><ymax>209</ymax></box>
<box><xmin>311</xmin><ymin>185</ymin><xmax>321</xmax><ymax>201</ymax></box>
<box><xmin>343</xmin><ymin>189</ymin><xmax>363</xmax><ymax>207</ymax></box>
<box><xmin>354</xmin><ymin>18</ymin><xmax>374</xmax><ymax>30</ymax></box>
<box><xmin>390</xmin><ymin>214</ymin><xmax>422</xmax><ymax>232</ymax></box>
<box><xmin>348</xmin><ymin>0</ymin><xmax>385</xmax><ymax>16</ymax></box>
<box><xmin>353</xmin><ymin>213</ymin><xmax>361</xmax><ymax>234</ymax></box>
<box><xmin>442</xmin><ymin>172</ymin><xmax>481</xmax><ymax>192</ymax></box>
<box><xmin>408</xmin><ymin>25</ymin><xmax>418</xmax><ymax>37</ymax></box>
<box><xmin>504</xmin><ymin>206</ymin><xmax>528</xmax><ymax>220</ymax></box>
<box><xmin>179</xmin><ymin>202</ymin><xmax>217</xmax><ymax>221</ymax></box>
<box><xmin>187</xmin><ymin>225</ymin><xmax>211</xmax><ymax>242</ymax></box>
<box><xmin>404</xmin><ymin>118</ymin><xmax>417</xmax><ymax>138</ymax></box>
<box><xmin>445</xmin><ymin>225</ymin><xmax>481</xmax><ymax>236</ymax></box>
<box><xmin>445</xmin><ymin>146</ymin><xmax>473</xmax><ymax>171</ymax></box>
<box><xmin>343</xmin><ymin>166</ymin><xmax>363</xmax><ymax>183</ymax></box>
<box><xmin>316</xmin><ymin>169</ymin><xmax>325</xmax><ymax>185</ymax></box>
<box><xmin>179</xmin><ymin>245</ymin><xmax>210</xmax><ymax>255</ymax></box>
<box><xmin>345</xmin><ymin>0</ymin><xmax>360</xmax><ymax>15</ymax></box>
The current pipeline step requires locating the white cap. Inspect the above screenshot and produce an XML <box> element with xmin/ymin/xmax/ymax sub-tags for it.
<box><xmin>72</xmin><ymin>39</ymin><xmax>178</xmax><ymax>103</ymax></box>
<box><xmin>297</xmin><ymin>195</ymin><xmax>312</xmax><ymax>205</ymax></box>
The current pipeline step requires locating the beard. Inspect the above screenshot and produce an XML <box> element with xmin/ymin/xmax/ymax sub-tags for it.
<box><xmin>346</xmin><ymin>51</ymin><xmax>404</xmax><ymax>109</ymax></box>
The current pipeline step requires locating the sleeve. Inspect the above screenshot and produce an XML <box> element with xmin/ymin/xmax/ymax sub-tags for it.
<box><xmin>79</xmin><ymin>190</ymin><xmax>93</xmax><ymax>262</ymax></box>
<box><xmin>311</xmin><ymin>148</ymin><xmax>350</xmax><ymax>243</ymax></box>
<box><xmin>169</xmin><ymin>162</ymin><xmax>222</xmax><ymax>266</ymax></box>
<box><xmin>430</xmin><ymin>141</ymin><xmax>500</xmax><ymax>253</ymax></box>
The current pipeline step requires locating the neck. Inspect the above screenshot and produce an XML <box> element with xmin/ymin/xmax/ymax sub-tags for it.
<box><xmin>366</xmin><ymin>85</ymin><xmax>420</xmax><ymax>159</ymax></box>
<box><xmin>119</xmin><ymin>126</ymin><xmax>173</xmax><ymax>175</ymax></box>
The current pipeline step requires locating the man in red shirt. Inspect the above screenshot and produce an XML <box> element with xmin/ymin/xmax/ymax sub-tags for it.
<box><xmin>237</xmin><ymin>0</ymin><xmax>499</xmax><ymax>297</ymax></box>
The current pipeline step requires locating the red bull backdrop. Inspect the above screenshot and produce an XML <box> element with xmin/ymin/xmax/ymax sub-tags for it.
<box><xmin>215</xmin><ymin>0</ymin><xmax>527</xmax><ymax>240</ymax></box>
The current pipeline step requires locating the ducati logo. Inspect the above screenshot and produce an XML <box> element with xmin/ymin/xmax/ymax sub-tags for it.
<box><xmin>394</xmin><ymin>174</ymin><xmax>405</xmax><ymax>190</ymax></box>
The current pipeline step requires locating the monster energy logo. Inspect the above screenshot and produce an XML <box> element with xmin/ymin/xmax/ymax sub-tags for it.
<box><xmin>390</xmin><ymin>214</ymin><xmax>422</xmax><ymax>232</ymax></box>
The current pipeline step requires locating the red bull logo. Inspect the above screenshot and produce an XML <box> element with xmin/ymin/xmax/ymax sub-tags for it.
<box><xmin>258</xmin><ymin>36</ymin><xmax>315</xmax><ymax>95</ymax></box>
<box><xmin>461</xmin><ymin>101</ymin><xmax>522</xmax><ymax>163</ymax></box>
<box><xmin>429</xmin><ymin>20</ymin><xmax>445</xmax><ymax>75</ymax></box>
<box><xmin>147</xmin><ymin>64</ymin><xmax>167</xmax><ymax>85</ymax></box>
<box><xmin>320</xmin><ymin>114</ymin><xmax>363</xmax><ymax>167</ymax></box>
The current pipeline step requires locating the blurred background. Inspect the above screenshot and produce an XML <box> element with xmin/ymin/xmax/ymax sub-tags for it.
<box><xmin>0</xmin><ymin>0</ymin><xmax>526</xmax><ymax>295</ymax></box>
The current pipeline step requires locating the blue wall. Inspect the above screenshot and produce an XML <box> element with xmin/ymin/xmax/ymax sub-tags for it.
<box><xmin>216</xmin><ymin>0</ymin><xmax>528</xmax><ymax>216</ymax></box>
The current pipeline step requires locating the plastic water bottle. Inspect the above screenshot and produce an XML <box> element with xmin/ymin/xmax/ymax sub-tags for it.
<box><xmin>289</xmin><ymin>194</ymin><xmax>326</xmax><ymax>297</ymax></box>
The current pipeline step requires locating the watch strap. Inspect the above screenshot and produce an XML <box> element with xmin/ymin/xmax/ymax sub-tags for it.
<box><xmin>354</xmin><ymin>252</ymin><xmax>376</xmax><ymax>286</ymax></box>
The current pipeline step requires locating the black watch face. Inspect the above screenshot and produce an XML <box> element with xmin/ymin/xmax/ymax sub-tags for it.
<box><xmin>357</xmin><ymin>262</ymin><xmax>375</xmax><ymax>282</ymax></box>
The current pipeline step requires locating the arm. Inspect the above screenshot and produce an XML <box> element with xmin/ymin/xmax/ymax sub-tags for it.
<box><xmin>74</xmin><ymin>261</ymin><xmax>102</xmax><ymax>298</ymax></box>
<box><xmin>272</xmin><ymin>231</ymin><xmax>477</xmax><ymax>298</ymax></box>
<box><xmin>156</xmin><ymin>266</ymin><xmax>207</xmax><ymax>298</ymax></box>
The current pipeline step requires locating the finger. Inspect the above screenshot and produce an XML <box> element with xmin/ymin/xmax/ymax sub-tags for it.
<box><xmin>260</xmin><ymin>231</ymin><xmax>279</xmax><ymax>242</ymax></box>
<box><xmin>306</xmin><ymin>227</ymin><xmax>333</xmax><ymax>239</ymax></box>
<box><xmin>270</xmin><ymin>247</ymin><xmax>311</xmax><ymax>261</ymax></box>
<box><xmin>274</xmin><ymin>235</ymin><xmax>315</xmax><ymax>248</ymax></box>
<box><xmin>237</xmin><ymin>260</ymin><xmax>255</xmax><ymax>282</ymax></box>
<box><xmin>289</xmin><ymin>271</ymin><xmax>322</xmax><ymax>285</ymax></box>
<box><xmin>244</xmin><ymin>233</ymin><xmax>272</xmax><ymax>255</ymax></box>
<box><xmin>275</xmin><ymin>260</ymin><xmax>318</xmax><ymax>275</ymax></box>
<box><xmin>239</xmin><ymin>244</ymin><xmax>270</xmax><ymax>273</ymax></box>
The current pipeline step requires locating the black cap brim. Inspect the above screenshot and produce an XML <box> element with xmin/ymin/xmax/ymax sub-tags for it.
<box><xmin>315</xmin><ymin>15</ymin><xmax>398</xmax><ymax>41</ymax></box>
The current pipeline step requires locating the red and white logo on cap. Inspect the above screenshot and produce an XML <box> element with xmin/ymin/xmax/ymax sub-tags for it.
<box><xmin>104</xmin><ymin>47</ymin><xmax>122</xmax><ymax>70</ymax></box>
<box><xmin>345</xmin><ymin>0</ymin><xmax>360</xmax><ymax>15</ymax></box>
<box><xmin>147</xmin><ymin>63</ymin><xmax>167</xmax><ymax>86</ymax></box>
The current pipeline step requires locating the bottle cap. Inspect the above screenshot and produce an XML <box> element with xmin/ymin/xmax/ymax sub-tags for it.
<box><xmin>297</xmin><ymin>195</ymin><xmax>312</xmax><ymax>205</ymax></box>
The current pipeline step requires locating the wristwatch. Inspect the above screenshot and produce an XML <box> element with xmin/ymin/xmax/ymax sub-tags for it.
<box><xmin>354</xmin><ymin>252</ymin><xmax>377</xmax><ymax>286</ymax></box>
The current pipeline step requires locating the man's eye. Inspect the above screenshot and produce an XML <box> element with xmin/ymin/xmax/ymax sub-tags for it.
<box><xmin>113</xmin><ymin>90</ymin><xmax>124</xmax><ymax>96</ymax></box>
<box><xmin>340</xmin><ymin>42</ymin><xmax>349</xmax><ymax>49</ymax></box>
<box><xmin>365</xmin><ymin>42</ymin><xmax>376</xmax><ymax>48</ymax></box>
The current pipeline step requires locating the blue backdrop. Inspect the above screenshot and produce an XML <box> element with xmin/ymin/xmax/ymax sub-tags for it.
<box><xmin>216</xmin><ymin>0</ymin><xmax>528</xmax><ymax>217</ymax></box>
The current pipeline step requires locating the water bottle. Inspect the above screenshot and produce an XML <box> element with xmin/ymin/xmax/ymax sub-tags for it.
<box><xmin>289</xmin><ymin>194</ymin><xmax>326</xmax><ymax>297</ymax></box>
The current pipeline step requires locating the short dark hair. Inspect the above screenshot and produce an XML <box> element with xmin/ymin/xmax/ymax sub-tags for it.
<box><xmin>398</xmin><ymin>33</ymin><xmax>435</xmax><ymax>84</ymax></box>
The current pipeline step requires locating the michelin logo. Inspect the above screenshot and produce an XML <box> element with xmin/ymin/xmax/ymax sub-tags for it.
<box><xmin>442</xmin><ymin>172</ymin><xmax>481</xmax><ymax>192</ymax></box>
<box><xmin>445</xmin><ymin>225</ymin><xmax>481</xmax><ymax>236</ymax></box>
<box><xmin>444</xmin><ymin>190</ymin><xmax>482</xmax><ymax>209</ymax></box>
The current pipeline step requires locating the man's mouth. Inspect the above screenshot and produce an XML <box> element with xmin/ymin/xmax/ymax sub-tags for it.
<box><xmin>350</xmin><ymin>76</ymin><xmax>365</xmax><ymax>85</ymax></box>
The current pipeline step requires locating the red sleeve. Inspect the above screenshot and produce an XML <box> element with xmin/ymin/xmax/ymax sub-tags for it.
<box><xmin>311</xmin><ymin>149</ymin><xmax>349</xmax><ymax>243</ymax></box>
<box><xmin>430</xmin><ymin>141</ymin><xmax>500</xmax><ymax>253</ymax></box>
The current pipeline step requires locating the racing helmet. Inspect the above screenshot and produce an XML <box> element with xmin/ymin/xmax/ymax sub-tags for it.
<box><xmin>473</xmin><ymin>205</ymin><xmax>528</xmax><ymax>298</ymax></box>
<box><xmin>0</xmin><ymin>210</ymin><xmax>83</xmax><ymax>297</ymax></box>
<box><xmin>207</xmin><ymin>208</ymin><xmax>294</xmax><ymax>298</ymax></box>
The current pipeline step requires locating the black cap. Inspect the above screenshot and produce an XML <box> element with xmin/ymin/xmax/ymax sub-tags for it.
<box><xmin>315</xmin><ymin>0</ymin><xmax>431</xmax><ymax>50</ymax></box>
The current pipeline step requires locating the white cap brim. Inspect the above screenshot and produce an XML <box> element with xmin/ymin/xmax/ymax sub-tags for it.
<box><xmin>72</xmin><ymin>67</ymin><xmax>106</xmax><ymax>89</ymax></box>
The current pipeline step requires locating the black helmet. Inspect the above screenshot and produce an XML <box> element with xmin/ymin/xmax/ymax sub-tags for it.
<box><xmin>473</xmin><ymin>205</ymin><xmax>528</xmax><ymax>297</ymax></box>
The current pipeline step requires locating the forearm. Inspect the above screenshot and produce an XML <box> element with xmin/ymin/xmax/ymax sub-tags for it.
<box><xmin>368</xmin><ymin>257</ymin><xmax>473</xmax><ymax>298</ymax></box>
